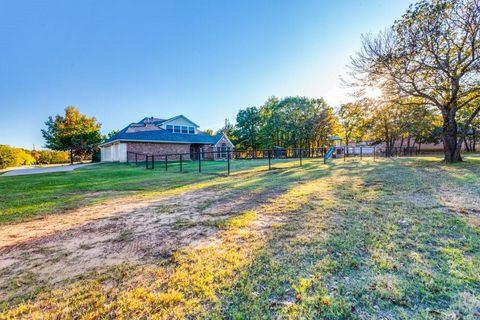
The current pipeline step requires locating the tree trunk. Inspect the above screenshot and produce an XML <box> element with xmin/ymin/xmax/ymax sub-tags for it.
<box><xmin>70</xmin><ymin>149</ymin><xmax>74</xmax><ymax>164</ymax></box>
<box><xmin>464</xmin><ymin>137</ymin><xmax>470</xmax><ymax>152</ymax></box>
<box><xmin>473</xmin><ymin>131</ymin><xmax>477</xmax><ymax>152</ymax></box>
<box><xmin>442</xmin><ymin>109</ymin><xmax>462</xmax><ymax>163</ymax></box>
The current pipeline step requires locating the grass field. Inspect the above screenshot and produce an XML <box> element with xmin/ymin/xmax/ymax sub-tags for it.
<box><xmin>0</xmin><ymin>156</ymin><xmax>479</xmax><ymax>319</ymax></box>
<box><xmin>0</xmin><ymin>158</ymin><xmax>297</xmax><ymax>225</ymax></box>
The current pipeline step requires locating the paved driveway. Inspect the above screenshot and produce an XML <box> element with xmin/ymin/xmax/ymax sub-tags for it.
<box><xmin>1</xmin><ymin>163</ymin><xmax>93</xmax><ymax>177</ymax></box>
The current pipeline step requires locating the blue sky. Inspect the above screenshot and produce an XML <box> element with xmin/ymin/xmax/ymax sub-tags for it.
<box><xmin>0</xmin><ymin>0</ymin><xmax>413</xmax><ymax>149</ymax></box>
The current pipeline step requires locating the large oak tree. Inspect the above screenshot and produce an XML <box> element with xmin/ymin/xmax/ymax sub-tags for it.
<box><xmin>42</xmin><ymin>106</ymin><xmax>102</xmax><ymax>164</ymax></box>
<box><xmin>350</xmin><ymin>0</ymin><xmax>480</xmax><ymax>162</ymax></box>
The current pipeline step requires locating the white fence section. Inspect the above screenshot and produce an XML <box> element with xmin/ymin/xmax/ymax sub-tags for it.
<box><xmin>347</xmin><ymin>147</ymin><xmax>375</xmax><ymax>155</ymax></box>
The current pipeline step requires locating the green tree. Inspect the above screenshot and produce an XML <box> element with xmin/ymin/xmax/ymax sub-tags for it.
<box><xmin>216</xmin><ymin>120</ymin><xmax>235</xmax><ymax>139</ymax></box>
<box><xmin>0</xmin><ymin>145</ymin><xmax>36</xmax><ymax>169</ymax></box>
<box><xmin>233</xmin><ymin>97</ymin><xmax>339</xmax><ymax>151</ymax></box>
<box><xmin>338</xmin><ymin>102</ymin><xmax>366</xmax><ymax>154</ymax></box>
<box><xmin>362</xmin><ymin>99</ymin><xmax>402</xmax><ymax>156</ymax></box>
<box><xmin>234</xmin><ymin>107</ymin><xmax>262</xmax><ymax>149</ymax></box>
<box><xmin>41</xmin><ymin>106</ymin><xmax>102</xmax><ymax>164</ymax></box>
<box><xmin>398</xmin><ymin>102</ymin><xmax>442</xmax><ymax>151</ymax></box>
<box><xmin>0</xmin><ymin>145</ymin><xmax>16</xmax><ymax>169</ymax></box>
<box><xmin>351</xmin><ymin>0</ymin><xmax>480</xmax><ymax>162</ymax></box>
<box><xmin>104</xmin><ymin>129</ymin><xmax>119</xmax><ymax>141</ymax></box>
<box><xmin>458</xmin><ymin>100</ymin><xmax>480</xmax><ymax>152</ymax></box>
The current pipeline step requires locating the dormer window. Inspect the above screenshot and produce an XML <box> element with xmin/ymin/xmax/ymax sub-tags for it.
<box><xmin>166</xmin><ymin>125</ymin><xmax>173</xmax><ymax>132</ymax></box>
<box><xmin>181</xmin><ymin>126</ymin><xmax>188</xmax><ymax>133</ymax></box>
<box><xmin>189</xmin><ymin>127</ymin><xmax>195</xmax><ymax>134</ymax></box>
<box><xmin>174</xmin><ymin>125</ymin><xmax>181</xmax><ymax>133</ymax></box>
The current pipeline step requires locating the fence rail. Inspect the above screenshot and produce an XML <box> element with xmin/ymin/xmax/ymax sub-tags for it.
<box><xmin>125</xmin><ymin>146</ymin><xmax>420</xmax><ymax>176</ymax></box>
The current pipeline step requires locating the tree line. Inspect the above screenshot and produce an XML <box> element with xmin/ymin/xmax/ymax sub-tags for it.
<box><xmin>224</xmin><ymin>0</ymin><xmax>479</xmax><ymax>162</ymax></box>
<box><xmin>0</xmin><ymin>145</ymin><xmax>70</xmax><ymax>169</ymax></box>
<box><xmin>5</xmin><ymin>0</ymin><xmax>478</xmax><ymax>168</ymax></box>
<box><xmin>222</xmin><ymin>96</ymin><xmax>339</xmax><ymax>151</ymax></box>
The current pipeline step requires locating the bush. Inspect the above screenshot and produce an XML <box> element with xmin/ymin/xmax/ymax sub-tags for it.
<box><xmin>0</xmin><ymin>145</ymin><xmax>35</xmax><ymax>169</ymax></box>
<box><xmin>0</xmin><ymin>145</ymin><xmax>16</xmax><ymax>169</ymax></box>
<box><xmin>0</xmin><ymin>145</ymin><xmax>70</xmax><ymax>169</ymax></box>
<box><xmin>49</xmin><ymin>151</ymin><xmax>70</xmax><ymax>164</ymax></box>
<box><xmin>31</xmin><ymin>150</ymin><xmax>69</xmax><ymax>164</ymax></box>
<box><xmin>31</xmin><ymin>150</ymin><xmax>70</xmax><ymax>165</ymax></box>
<box><xmin>13</xmin><ymin>149</ymin><xmax>36</xmax><ymax>166</ymax></box>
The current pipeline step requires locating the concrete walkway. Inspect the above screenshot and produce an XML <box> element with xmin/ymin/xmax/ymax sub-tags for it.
<box><xmin>1</xmin><ymin>163</ymin><xmax>93</xmax><ymax>177</ymax></box>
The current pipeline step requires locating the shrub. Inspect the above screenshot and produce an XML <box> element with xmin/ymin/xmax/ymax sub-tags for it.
<box><xmin>0</xmin><ymin>145</ymin><xmax>16</xmax><ymax>169</ymax></box>
<box><xmin>32</xmin><ymin>150</ymin><xmax>70</xmax><ymax>165</ymax></box>
<box><xmin>0</xmin><ymin>145</ymin><xmax>70</xmax><ymax>169</ymax></box>
<box><xmin>13</xmin><ymin>148</ymin><xmax>36</xmax><ymax>166</ymax></box>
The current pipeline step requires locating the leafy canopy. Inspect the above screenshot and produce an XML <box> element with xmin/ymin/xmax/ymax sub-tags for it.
<box><xmin>41</xmin><ymin>106</ymin><xmax>102</xmax><ymax>159</ymax></box>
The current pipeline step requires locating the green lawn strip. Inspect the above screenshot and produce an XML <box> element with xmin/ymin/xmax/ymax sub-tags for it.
<box><xmin>0</xmin><ymin>159</ymin><xmax>308</xmax><ymax>225</ymax></box>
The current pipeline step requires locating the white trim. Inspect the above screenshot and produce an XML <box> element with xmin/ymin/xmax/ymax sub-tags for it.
<box><xmin>161</xmin><ymin>115</ymin><xmax>200</xmax><ymax>128</ymax></box>
<box><xmin>100</xmin><ymin>139</ymin><xmax>211</xmax><ymax>147</ymax></box>
<box><xmin>213</xmin><ymin>134</ymin><xmax>234</xmax><ymax>148</ymax></box>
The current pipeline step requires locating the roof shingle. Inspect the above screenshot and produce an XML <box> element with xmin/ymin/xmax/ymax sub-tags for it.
<box><xmin>102</xmin><ymin>123</ymin><xmax>224</xmax><ymax>146</ymax></box>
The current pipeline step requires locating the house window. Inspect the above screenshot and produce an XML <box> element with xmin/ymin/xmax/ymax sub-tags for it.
<box><xmin>188</xmin><ymin>126</ymin><xmax>195</xmax><ymax>134</ymax></box>
<box><xmin>221</xmin><ymin>143</ymin><xmax>228</xmax><ymax>159</ymax></box>
<box><xmin>174</xmin><ymin>125</ymin><xmax>181</xmax><ymax>133</ymax></box>
<box><xmin>181</xmin><ymin>126</ymin><xmax>188</xmax><ymax>133</ymax></box>
<box><xmin>166</xmin><ymin>125</ymin><xmax>173</xmax><ymax>132</ymax></box>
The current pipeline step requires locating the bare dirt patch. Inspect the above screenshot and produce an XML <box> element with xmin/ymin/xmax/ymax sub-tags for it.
<box><xmin>0</xmin><ymin>185</ymin><xmax>279</xmax><ymax>303</ymax></box>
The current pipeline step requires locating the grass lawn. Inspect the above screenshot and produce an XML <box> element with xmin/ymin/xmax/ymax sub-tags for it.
<box><xmin>0</xmin><ymin>155</ymin><xmax>479</xmax><ymax>318</ymax></box>
<box><xmin>0</xmin><ymin>158</ymin><xmax>291</xmax><ymax>224</ymax></box>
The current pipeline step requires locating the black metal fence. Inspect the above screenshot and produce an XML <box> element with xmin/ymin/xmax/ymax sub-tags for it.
<box><xmin>127</xmin><ymin>148</ymin><xmax>333</xmax><ymax>175</ymax></box>
<box><xmin>125</xmin><ymin>146</ymin><xmax>420</xmax><ymax>176</ymax></box>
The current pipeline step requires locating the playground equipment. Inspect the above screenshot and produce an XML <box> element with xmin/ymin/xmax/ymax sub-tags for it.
<box><xmin>323</xmin><ymin>147</ymin><xmax>335</xmax><ymax>164</ymax></box>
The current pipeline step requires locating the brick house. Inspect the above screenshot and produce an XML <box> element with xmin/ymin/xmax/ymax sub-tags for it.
<box><xmin>100</xmin><ymin>115</ymin><xmax>234</xmax><ymax>162</ymax></box>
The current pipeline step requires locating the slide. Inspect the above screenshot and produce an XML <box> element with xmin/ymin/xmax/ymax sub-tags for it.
<box><xmin>325</xmin><ymin>147</ymin><xmax>335</xmax><ymax>159</ymax></box>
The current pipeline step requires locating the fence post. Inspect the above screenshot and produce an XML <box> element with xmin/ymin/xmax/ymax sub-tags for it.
<box><xmin>152</xmin><ymin>155</ymin><xmax>155</xmax><ymax>170</ymax></box>
<box><xmin>324</xmin><ymin>150</ymin><xmax>327</xmax><ymax>164</ymax></box>
<box><xmin>135</xmin><ymin>153</ymin><xmax>138</xmax><ymax>165</ymax></box>
<box><xmin>299</xmin><ymin>148</ymin><xmax>302</xmax><ymax>166</ymax></box>
<box><xmin>374</xmin><ymin>146</ymin><xmax>376</xmax><ymax>161</ymax></box>
<box><xmin>165</xmin><ymin>155</ymin><xmax>168</xmax><ymax>171</ymax></box>
<box><xmin>268</xmin><ymin>149</ymin><xmax>272</xmax><ymax>170</ymax></box>
<box><xmin>145</xmin><ymin>155</ymin><xmax>148</xmax><ymax>169</ymax></box>
<box><xmin>198</xmin><ymin>151</ymin><xmax>201</xmax><ymax>173</ymax></box>
<box><xmin>360</xmin><ymin>147</ymin><xmax>363</xmax><ymax>160</ymax></box>
<box><xmin>227</xmin><ymin>151</ymin><xmax>230</xmax><ymax>176</ymax></box>
<box><xmin>344</xmin><ymin>146</ymin><xmax>346</xmax><ymax>162</ymax></box>
<box><xmin>180</xmin><ymin>155</ymin><xmax>183</xmax><ymax>172</ymax></box>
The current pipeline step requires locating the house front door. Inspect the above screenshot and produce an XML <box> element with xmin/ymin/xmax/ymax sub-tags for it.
<box><xmin>190</xmin><ymin>145</ymin><xmax>204</xmax><ymax>160</ymax></box>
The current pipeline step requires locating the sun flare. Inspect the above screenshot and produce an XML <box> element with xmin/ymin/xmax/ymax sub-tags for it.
<box><xmin>365</xmin><ymin>87</ymin><xmax>382</xmax><ymax>99</ymax></box>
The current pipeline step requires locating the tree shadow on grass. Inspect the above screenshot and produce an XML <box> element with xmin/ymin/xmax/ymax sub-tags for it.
<box><xmin>0</xmin><ymin>163</ymin><xmax>335</xmax><ymax>317</ymax></box>
<box><xmin>218</xmin><ymin>158</ymin><xmax>480</xmax><ymax>319</ymax></box>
